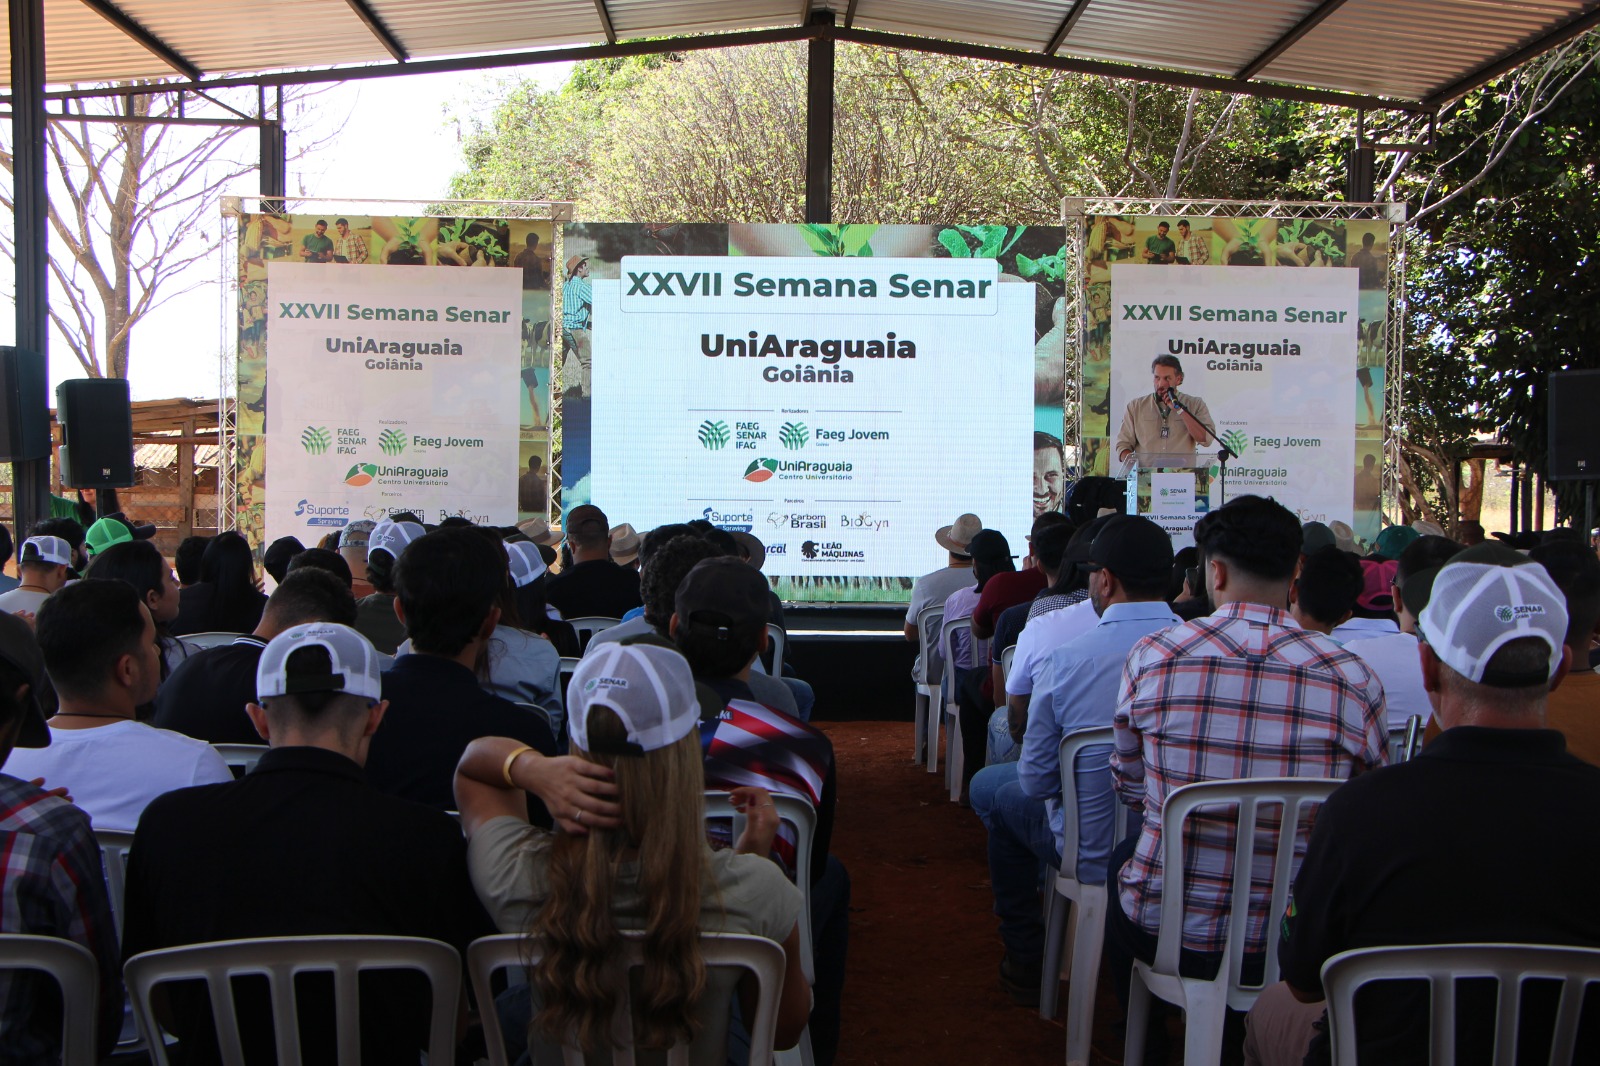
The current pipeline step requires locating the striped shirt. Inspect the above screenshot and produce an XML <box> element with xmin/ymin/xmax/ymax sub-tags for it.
<box><xmin>1111</xmin><ymin>602</ymin><xmax>1386</xmax><ymax>953</ymax></box>
<box><xmin>561</xmin><ymin>274</ymin><xmax>592</xmax><ymax>330</ymax></box>
<box><xmin>0</xmin><ymin>773</ymin><xmax>121</xmax><ymax>1063</ymax></box>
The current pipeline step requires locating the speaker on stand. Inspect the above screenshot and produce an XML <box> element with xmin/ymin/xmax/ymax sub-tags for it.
<box><xmin>1548</xmin><ymin>369</ymin><xmax>1600</xmax><ymax>535</ymax></box>
<box><xmin>56</xmin><ymin>379</ymin><xmax>136</xmax><ymax>500</ymax></box>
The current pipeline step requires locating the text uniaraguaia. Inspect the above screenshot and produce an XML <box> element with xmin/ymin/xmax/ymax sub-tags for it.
<box><xmin>701</xmin><ymin>332</ymin><xmax>916</xmax><ymax>364</ymax></box>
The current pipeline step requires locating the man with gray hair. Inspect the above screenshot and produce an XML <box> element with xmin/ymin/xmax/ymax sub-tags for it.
<box><xmin>1246</xmin><ymin>550</ymin><xmax>1600</xmax><ymax>1064</ymax></box>
<box><xmin>1115</xmin><ymin>355</ymin><xmax>1215</xmax><ymax>462</ymax></box>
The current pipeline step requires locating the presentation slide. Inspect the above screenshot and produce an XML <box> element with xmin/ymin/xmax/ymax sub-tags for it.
<box><xmin>590</xmin><ymin>255</ymin><xmax>1035</xmax><ymax>578</ymax></box>
<box><xmin>263</xmin><ymin>262</ymin><xmax>523</xmax><ymax>545</ymax></box>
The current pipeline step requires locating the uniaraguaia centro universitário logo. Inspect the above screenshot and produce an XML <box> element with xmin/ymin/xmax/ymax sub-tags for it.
<box><xmin>699</xmin><ymin>420</ymin><xmax>731</xmax><ymax>450</ymax></box>
<box><xmin>378</xmin><ymin>428</ymin><xmax>408</xmax><ymax>456</ymax></box>
<box><xmin>779</xmin><ymin>421</ymin><xmax>809</xmax><ymax>450</ymax></box>
<box><xmin>743</xmin><ymin>458</ymin><xmax>780</xmax><ymax>483</ymax></box>
<box><xmin>344</xmin><ymin>463</ymin><xmax>379</xmax><ymax>487</ymax></box>
<box><xmin>301</xmin><ymin>426</ymin><xmax>331</xmax><ymax>455</ymax></box>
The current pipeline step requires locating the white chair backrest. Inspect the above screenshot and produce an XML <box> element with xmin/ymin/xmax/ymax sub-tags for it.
<box><xmin>1000</xmin><ymin>643</ymin><xmax>1016</xmax><ymax>683</ymax></box>
<box><xmin>213</xmin><ymin>743</ymin><xmax>268</xmax><ymax>776</ymax></box>
<box><xmin>915</xmin><ymin>606</ymin><xmax>944</xmax><ymax>685</ymax></box>
<box><xmin>1322</xmin><ymin>943</ymin><xmax>1600</xmax><ymax>1066</ymax></box>
<box><xmin>1057</xmin><ymin>727</ymin><xmax>1115</xmax><ymax>885</ymax></box>
<box><xmin>0</xmin><ymin>933</ymin><xmax>101</xmax><ymax>1066</ymax></box>
<box><xmin>1153</xmin><ymin>777</ymin><xmax>1341</xmax><ymax>1001</ymax></box>
<box><xmin>557</xmin><ymin>656</ymin><xmax>580</xmax><ymax>712</ymax></box>
<box><xmin>763</xmin><ymin>623</ymin><xmax>786</xmax><ymax>674</ymax></box>
<box><xmin>513</xmin><ymin>702</ymin><xmax>555</xmax><ymax>737</ymax></box>
<box><xmin>182</xmin><ymin>631</ymin><xmax>244</xmax><ymax>649</ymax></box>
<box><xmin>1386</xmin><ymin>716</ymin><xmax>1425</xmax><ymax>764</ymax></box>
<box><xmin>468</xmin><ymin>931</ymin><xmax>786</xmax><ymax>1066</ymax></box>
<box><xmin>94</xmin><ymin>827</ymin><xmax>136</xmax><ymax>942</ymax></box>
<box><xmin>937</xmin><ymin>616</ymin><xmax>971</xmax><ymax>697</ymax></box>
<box><xmin>703</xmin><ymin>790</ymin><xmax>817</xmax><ymax>982</ymax></box>
<box><xmin>566</xmin><ymin>616</ymin><xmax>622</xmax><ymax>652</ymax></box>
<box><xmin>124</xmin><ymin>934</ymin><xmax>461</xmax><ymax>1066</ymax></box>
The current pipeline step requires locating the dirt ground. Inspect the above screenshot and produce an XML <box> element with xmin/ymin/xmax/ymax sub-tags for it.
<box><xmin>818</xmin><ymin>720</ymin><xmax>1172</xmax><ymax>1066</ymax></box>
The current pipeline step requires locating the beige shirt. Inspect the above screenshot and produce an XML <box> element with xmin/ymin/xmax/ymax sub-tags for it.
<box><xmin>1115</xmin><ymin>390</ymin><xmax>1214</xmax><ymax>460</ymax></box>
<box><xmin>467</xmin><ymin>816</ymin><xmax>803</xmax><ymax>1066</ymax></box>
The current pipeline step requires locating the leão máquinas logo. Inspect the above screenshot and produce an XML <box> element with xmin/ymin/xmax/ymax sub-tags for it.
<box><xmin>344</xmin><ymin>463</ymin><xmax>379</xmax><ymax>487</ymax></box>
<box><xmin>743</xmin><ymin>458</ymin><xmax>779</xmax><ymax>483</ymax></box>
<box><xmin>378</xmin><ymin>428</ymin><xmax>407</xmax><ymax>456</ymax></box>
<box><xmin>301</xmin><ymin>426</ymin><xmax>331</xmax><ymax>455</ymax></box>
<box><xmin>779</xmin><ymin>421</ymin><xmax>809</xmax><ymax>450</ymax></box>
<box><xmin>699</xmin><ymin>420</ymin><xmax>731</xmax><ymax>450</ymax></box>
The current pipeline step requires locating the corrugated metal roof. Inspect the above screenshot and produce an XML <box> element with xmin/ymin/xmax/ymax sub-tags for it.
<box><xmin>4</xmin><ymin>0</ymin><xmax>1596</xmax><ymax>105</ymax></box>
<box><xmin>134</xmin><ymin>442</ymin><xmax>221</xmax><ymax>469</ymax></box>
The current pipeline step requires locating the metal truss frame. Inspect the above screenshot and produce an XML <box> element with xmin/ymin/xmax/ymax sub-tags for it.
<box><xmin>1061</xmin><ymin>196</ymin><xmax>1409</xmax><ymax>519</ymax></box>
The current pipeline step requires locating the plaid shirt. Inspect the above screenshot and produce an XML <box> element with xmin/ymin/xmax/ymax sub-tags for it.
<box><xmin>1178</xmin><ymin>232</ymin><xmax>1211</xmax><ymax>265</ymax></box>
<box><xmin>332</xmin><ymin>231</ymin><xmax>368</xmax><ymax>264</ymax></box>
<box><xmin>1111</xmin><ymin>602</ymin><xmax>1386</xmax><ymax>953</ymax></box>
<box><xmin>0</xmin><ymin>772</ymin><xmax>121</xmax><ymax>1063</ymax></box>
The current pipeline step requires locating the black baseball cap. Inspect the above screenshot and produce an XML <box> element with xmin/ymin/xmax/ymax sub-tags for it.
<box><xmin>1084</xmin><ymin>515</ymin><xmax>1173</xmax><ymax>587</ymax></box>
<box><xmin>675</xmin><ymin>557</ymin><xmax>770</xmax><ymax>637</ymax></box>
<box><xmin>965</xmin><ymin>529</ymin><xmax>1016</xmax><ymax>571</ymax></box>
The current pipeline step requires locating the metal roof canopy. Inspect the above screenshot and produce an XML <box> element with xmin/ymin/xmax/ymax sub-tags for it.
<box><xmin>3</xmin><ymin>0</ymin><xmax>1599</xmax><ymax>111</ymax></box>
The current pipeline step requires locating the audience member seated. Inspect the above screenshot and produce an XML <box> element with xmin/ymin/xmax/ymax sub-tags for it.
<box><xmin>174</xmin><ymin>534</ymin><xmax>209</xmax><ymax>587</ymax></box>
<box><xmin>122</xmin><ymin>622</ymin><xmax>492</xmax><ymax>1063</ymax></box>
<box><xmin>284</xmin><ymin>545</ymin><xmax>354</xmax><ymax>588</ymax></box>
<box><xmin>1527</xmin><ymin>539</ymin><xmax>1600</xmax><ymax>765</ymax></box>
<box><xmin>1246</xmin><ymin>555</ymin><xmax>1600</xmax><ymax>1065</ymax></box>
<box><xmin>0</xmin><ymin>535</ymin><xmax>72</xmax><ymax>618</ymax></box>
<box><xmin>261</xmin><ymin>535</ymin><xmax>305</xmax><ymax>584</ymax></box>
<box><xmin>608</xmin><ymin>521</ymin><xmax>641</xmax><ymax>570</ymax></box>
<box><xmin>0</xmin><ymin>610</ymin><xmax>122</xmax><ymax>1063</ymax></box>
<box><xmin>352</xmin><ymin>519</ymin><xmax>420</xmax><ymax>655</ymax></box>
<box><xmin>987</xmin><ymin>523</ymin><xmax>1076</xmax><ymax>748</ymax></box>
<box><xmin>1328</xmin><ymin>556</ymin><xmax>1401</xmax><ymax>643</ymax></box>
<box><xmin>469</xmin><ymin>531</ymin><xmax>561</xmax><ymax>718</ymax></box>
<box><xmin>506</xmin><ymin>540</ymin><xmax>580</xmax><ymax>657</ymax></box>
<box><xmin>169</xmin><ymin>530</ymin><xmax>269</xmax><ymax>636</ymax></box>
<box><xmin>1288</xmin><ymin>546</ymin><xmax>1364</xmax><ymax>637</ymax></box>
<box><xmin>545</xmin><ymin>504</ymin><xmax>643</xmax><ymax>620</ymax></box>
<box><xmin>86</xmin><ymin>539</ymin><xmax>196</xmax><ymax>685</ymax></box>
<box><xmin>337</xmin><ymin>519</ymin><xmax>377</xmax><ymax>598</ymax></box>
<box><xmin>672</xmin><ymin>558</ymin><xmax>849</xmax><ymax>1063</ymax></box>
<box><xmin>83</xmin><ymin>515</ymin><xmax>148</xmax><ymax>560</ymax></box>
<box><xmin>453</xmin><ymin>640</ymin><xmax>809</xmax><ymax>1064</ymax></box>
<box><xmin>153</xmin><ymin>568</ymin><xmax>357</xmax><ymax>744</ymax></box>
<box><xmin>903</xmin><ymin>513</ymin><xmax>980</xmax><ymax>667</ymax></box>
<box><xmin>0</xmin><ymin>524</ymin><xmax>15</xmax><ymax>595</ymax></box>
<box><xmin>950</xmin><ymin>529</ymin><xmax>1027</xmax><ymax>793</ymax></box>
<box><xmin>7</xmin><ymin>580</ymin><xmax>230</xmax><ymax>830</ymax></box>
<box><xmin>366</xmin><ymin>528</ymin><xmax>556</xmax><ymax>810</ymax></box>
<box><xmin>1107</xmin><ymin>495</ymin><xmax>1387</xmax><ymax>1058</ymax></box>
<box><xmin>972</xmin><ymin>515</ymin><xmax>1178</xmax><ymax>1004</ymax></box>
<box><xmin>30</xmin><ymin>517</ymin><xmax>88</xmax><ymax>577</ymax></box>
<box><xmin>1343</xmin><ymin>535</ymin><xmax>1463</xmax><ymax>731</ymax></box>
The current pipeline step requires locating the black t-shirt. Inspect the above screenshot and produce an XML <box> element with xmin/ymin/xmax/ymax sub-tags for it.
<box><xmin>150</xmin><ymin>637</ymin><xmax>268</xmax><ymax>744</ymax></box>
<box><xmin>1281</xmin><ymin>727</ymin><xmax>1600</xmax><ymax>1063</ymax></box>
<box><xmin>121</xmin><ymin>746</ymin><xmax>493</xmax><ymax>1065</ymax></box>
<box><xmin>544</xmin><ymin>559</ymin><xmax>642</xmax><ymax>621</ymax></box>
<box><xmin>366</xmin><ymin>653</ymin><xmax>556</xmax><ymax>810</ymax></box>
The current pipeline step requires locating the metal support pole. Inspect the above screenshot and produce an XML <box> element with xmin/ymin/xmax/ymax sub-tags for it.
<box><xmin>804</xmin><ymin>11</ymin><xmax>835</xmax><ymax>224</ymax></box>
<box><xmin>10</xmin><ymin>0</ymin><xmax>52</xmax><ymax>537</ymax></box>
<box><xmin>1509</xmin><ymin>460</ymin><xmax>1520</xmax><ymax>536</ymax></box>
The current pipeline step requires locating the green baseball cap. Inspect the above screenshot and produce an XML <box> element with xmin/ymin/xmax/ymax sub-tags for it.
<box><xmin>84</xmin><ymin>516</ymin><xmax>134</xmax><ymax>556</ymax></box>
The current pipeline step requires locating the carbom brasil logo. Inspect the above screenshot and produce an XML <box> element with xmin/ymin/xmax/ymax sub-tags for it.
<box><xmin>378</xmin><ymin>428</ymin><xmax>407</xmax><ymax>456</ymax></box>
<box><xmin>1221</xmin><ymin>429</ymin><xmax>1250</xmax><ymax>457</ymax></box>
<box><xmin>779</xmin><ymin>421</ymin><xmax>809</xmax><ymax>450</ymax></box>
<box><xmin>699</xmin><ymin>419</ymin><xmax>731</xmax><ymax>450</ymax></box>
<box><xmin>344</xmin><ymin>463</ymin><xmax>379</xmax><ymax>487</ymax></box>
<box><xmin>743</xmin><ymin>458</ymin><xmax>780</xmax><ymax>483</ymax></box>
<box><xmin>301</xmin><ymin>426</ymin><xmax>331</xmax><ymax>455</ymax></box>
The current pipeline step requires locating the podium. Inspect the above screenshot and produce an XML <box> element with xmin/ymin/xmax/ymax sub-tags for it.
<box><xmin>1119</xmin><ymin>452</ymin><xmax>1213</xmax><ymax>549</ymax></box>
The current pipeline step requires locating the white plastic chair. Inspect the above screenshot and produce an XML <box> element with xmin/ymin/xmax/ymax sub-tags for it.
<box><xmin>566</xmin><ymin>616</ymin><xmax>622</xmax><ymax>652</ymax></box>
<box><xmin>557</xmin><ymin>656</ymin><xmax>580</xmax><ymax>711</ymax></box>
<box><xmin>1387</xmin><ymin>714</ymin><xmax>1424</xmax><ymax>764</ymax></box>
<box><xmin>513</xmin><ymin>702</ymin><xmax>555</xmax><ymax>738</ymax></box>
<box><xmin>93</xmin><ymin>827</ymin><xmax>136</xmax><ymax>943</ymax></box>
<box><xmin>213</xmin><ymin>743</ymin><xmax>268</xmax><ymax>776</ymax></box>
<box><xmin>764</xmin><ymin>622</ymin><xmax>787</xmax><ymax>675</ymax></box>
<box><xmin>0</xmin><ymin>933</ymin><xmax>101</xmax><ymax>1066</ymax></box>
<box><xmin>181</xmin><ymin>631</ymin><xmax>245</xmax><ymax>649</ymax></box>
<box><xmin>469</xmin><ymin>931</ymin><xmax>786</xmax><ymax>1066</ymax></box>
<box><xmin>1039</xmin><ymin>728</ymin><xmax>1115</xmax><ymax>1066</ymax></box>
<box><xmin>1124</xmin><ymin>777</ymin><xmax>1342</xmax><ymax>1066</ymax></box>
<box><xmin>937</xmin><ymin>616</ymin><xmax>972</xmax><ymax>799</ymax></box>
<box><xmin>704</xmin><ymin>791</ymin><xmax>817</xmax><ymax>983</ymax></box>
<box><xmin>123</xmin><ymin>934</ymin><xmax>461</xmax><ymax>1066</ymax></box>
<box><xmin>1322</xmin><ymin>943</ymin><xmax>1600</xmax><ymax>1066</ymax></box>
<box><xmin>1001</xmin><ymin>643</ymin><xmax>1016</xmax><ymax>683</ymax></box>
<box><xmin>913</xmin><ymin>606</ymin><xmax>944</xmax><ymax>769</ymax></box>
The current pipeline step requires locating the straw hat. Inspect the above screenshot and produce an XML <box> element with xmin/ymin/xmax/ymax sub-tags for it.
<box><xmin>730</xmin><ymin>531</ymin><xmax>766</xmax><ymax>570</ymax></box>
<box><xmin>516</xmin><ymin>517</ymin><xmax>558</xmax><ymax>545</ymax></box>
<box><xmin>609</xmin><ymin>523</ymin><xmax>642</xmax><ymax>565</ymax></box>
<box><xmin>934</xmin><ymin>514</ymin><xmax>983</xmax><ymax>554</ymax></box>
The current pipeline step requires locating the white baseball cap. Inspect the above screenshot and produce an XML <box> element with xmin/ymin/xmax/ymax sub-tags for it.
<box><xmin>256</xmin><ymin>622</ymin><xmax>383</xmax><ymax>703</ymax></box>
<box><xmin>1418</xmin><ymin>559</ymin><xmax>1569</xmax><ymax>687</ymax></box>
<box><xmin>567</xmin><ymin>641</ymin><xmax>700</xmax><ymax>756</ymax></box>
<box><xmin>367</xmin><ymin>519</ymin><xmax>424</xmax><ymax>561</ymax></box>
<box><xmin>19</xmin><ymin>535</ymin><xmax>71</xmax><ymax>567</ymax></box>
<box><xmin>506</xmin><ymin>541</ymin><xmax>548</xmax><ymax>587</ymax></box>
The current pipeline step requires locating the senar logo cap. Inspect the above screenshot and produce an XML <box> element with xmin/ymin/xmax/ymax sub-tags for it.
<box><xmin>256</xmin><ymin>622</ymin><xmax>383</xmax><ymax>703</ymax></box>
<box><xmin>567</xmin><ymin>641</ymin><xmax>700</xmax><ymax>757</ymax></box>
<box><xmin>1418</xmin><ymin>559</ymin><xmax>1568</xmax><ymax>687</ymax></box>
<box><xmin>506</xmin><ymin>541</ymin><xmax>547</xmax><ymax>588</ymax></box>
<box><xmin>367</xmin><ymin>519</ymin><xmax>424</xmax><ymax>561</ymax></box>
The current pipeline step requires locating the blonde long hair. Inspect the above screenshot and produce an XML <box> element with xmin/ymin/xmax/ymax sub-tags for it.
<box><xmin>529</xmin><ymin>705</ymin><xmax>711</xmax><ymax>1052</ymax></box>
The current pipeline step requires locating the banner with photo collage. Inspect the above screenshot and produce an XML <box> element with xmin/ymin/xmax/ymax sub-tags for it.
<box><xmin>1080</xmin><ymin>215</ymin><xmax>1391</xmax><ymax>548</ymax></box>
<box><xmin>234</xmin><ymin>212</ymin><xmax>556</xmax><ymax>550</ymax></box>
<box><xmin>557</xmin><ymin>224</ymin><xmax>1068</xmax><ymax>603</ymax></box>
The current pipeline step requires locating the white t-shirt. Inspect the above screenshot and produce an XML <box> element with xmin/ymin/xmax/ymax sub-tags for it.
<box><xmin>0</xmin><ymin>587</ymin><xmax>51</xmax><ymax>617</ymax></box>
<box><xmin>4</xmin><ymin>720</ymin><xmax>232</xmax><ymax>831</ymax></box>
<box><xmin>1342</xmin><ymin>631</ymin><xmax>1431</xmax><ymax>730</ymax></box>
<box><xmin>1006</xmin><ymin>599</ymin><xmax>1100</xmax><ymax>697</ymax></box>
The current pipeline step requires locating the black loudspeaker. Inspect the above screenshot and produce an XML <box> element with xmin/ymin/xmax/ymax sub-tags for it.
<box><xmin>57</xmin><ymin>378</ymin><xmax>135</xmax><ymax>488</ymax></box>
<box><xmin>0</xmin><ymin>346</ymin><xmax>51</xmax><ymax>460</ymax></box>
<box><xmin>1549</xmin><ymin>369</ymin><xmax>1600</xmax><ymax>481</ymax></box>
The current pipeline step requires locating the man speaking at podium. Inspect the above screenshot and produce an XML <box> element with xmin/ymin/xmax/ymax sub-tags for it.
<box><xmin>1115</xmin><ymin>355</ymin><xmax>1215</xmax><ymax>463</ymax></box>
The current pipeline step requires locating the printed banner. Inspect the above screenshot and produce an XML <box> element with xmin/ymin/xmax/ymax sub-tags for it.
<box><xmin>590</xmin><ymin>255</ymin><xmax>1034</xmax><ymax>579</ymax></box>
